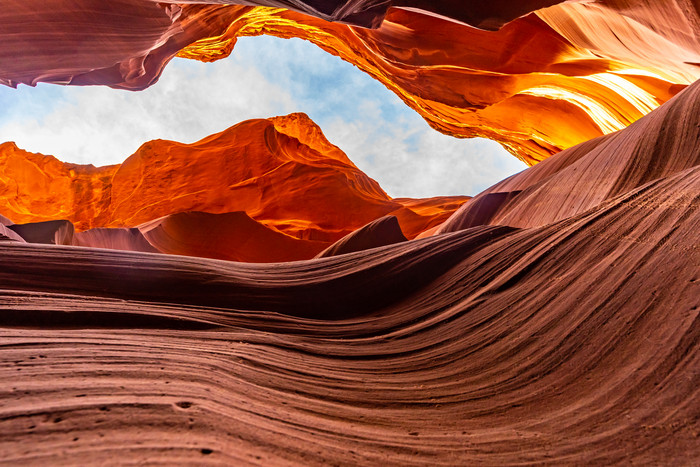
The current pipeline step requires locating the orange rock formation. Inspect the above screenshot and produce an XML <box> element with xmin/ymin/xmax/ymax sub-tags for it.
<box><xmin>437</xmin><ymin>79</ymin><xmax>700</xmax><ymax>233</ymax></box>
<box><xmin>0</xmin><ymin>113</ymin><xmax>469</xmax><ymax>261</ymax></box>
<box><xmin>2</xmin><ymin>1</ymin><xmax>697</xmax><ymax>163</ymax></box>
<box><xmin>176</xmin><ymin>2</ymin><xmax>698</xmax><ymax>164</ymax></box>
<box><xmin>138</xmin><ymin>211</ymin><xmax>328</xmax><ymax>262</ymax></box>
<box><xmin>0</xmin><ymin>1</ymin><xmax>698</xmax><ymax>464</ymax></box>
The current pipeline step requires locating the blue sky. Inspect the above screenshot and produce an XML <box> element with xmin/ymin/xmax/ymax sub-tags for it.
<box><xmin>0</xmin><ymin>36</ymin><xmax>525</xmax><ymax>198</ymax></box>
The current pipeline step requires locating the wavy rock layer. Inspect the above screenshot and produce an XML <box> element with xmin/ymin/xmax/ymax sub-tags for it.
<box><xmin>72</xmin><ymin>227</ymin><xmax>160</xmax><ymax>254</ymax></box>
<box><xmin>0</xmin><ymin>1</ymin><xmax>698</xmax><ymax>463</ymax></box>
<box><xmin>178</xmin><ymin>1</ymin><xmax>699</xmax><ymax>163</ymax></box>
<box><xmin>0</xmin><ymin>213</ymin><xmax>329</xmax><ymax>262</ymax></box>
<box><xmin>438</xmin><ymin>77</ymin><xmax>700</xmax><ymax>233</ymax></box>
<box><xmin>0</xmin><ymin>113</ymin><xmax>468</xmax><ymax>244</ymax></box>
<box><xmin>7</xmin><ymin>220</ymin><xmax>75</xmax><ymax>246</ymax></box>
<box><xmin>0</xmin><ymin>225</ymin><xmax>24</xmax><ymax>243</ymax></box>
<box><xmin>0</xmin><ymin>53</ymin><xmax>698</xmax><ymax>464</ymax></box>
<box><xmin>2</xmin><ymin>1</ymin><xmax>698</xmax><ymax>163</ymax></box>
<box><xmin>0</xmin><ymin>166</ymin><xmax>697</xmax><ymax>465</ymax></box>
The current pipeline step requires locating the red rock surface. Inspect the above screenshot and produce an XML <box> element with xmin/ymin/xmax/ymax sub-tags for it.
<box><xmin>0</xmin><ymin>224</ymin><xmax>24</xmax><ymax>242</ymax></box>
<box><xmin>139</xmin><ymin>211</ymin><xmax>328</xmax><ymax>262</ymax></box>
<box><xmin>0</xmin><ymin>117</ymin><xmax>698</xmax><ymax>462</ymax></box>
<box><xmin>0</xmin><ymin>1</ymin><xmax>698</xmax><ymax>464</ymax></box>
<box><xmin>314</xmin><ymin>214</ymin><xmax>407</xmax><ymax>258</ymax></box>
<box><xmin>72</xmin><ymin>227</ymin><xmax>160</xmax><ymax>254</ymax></box>
<box><xmin>0</xmin><ymin>113</ymin><xmax>467</xmax><ymax>236</ymax></box>
<box><xmin>7</xmin><ymin>220</ymin><xmax>75</xmax><ymax>246</ymax></box>
<box><xmin>438</xmin><ymin>78</ymin><xmax>700</xmax><ymax>233</ymax></box>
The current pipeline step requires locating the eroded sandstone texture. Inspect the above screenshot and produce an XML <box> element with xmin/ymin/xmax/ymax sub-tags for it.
<box><xmin>0</xmin><ymin>1</ymin><xmax>698</xmax><ymax>465</ymax></box>
<box><xmin>1</xmin><ymin>87</ymin><xmax>698</xmax><ymax>462</ymax></box>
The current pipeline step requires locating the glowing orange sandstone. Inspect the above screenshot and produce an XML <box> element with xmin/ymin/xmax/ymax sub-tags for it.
<box><xmin>437</xmin><ymin>78</ymin><xmax>700</xmax><ymax>234</ymax></box>
<box><xmin>0</xmin><ymin>1</ymin><xmax>697</xmax><ymax>166</ymax></box>
<box><xmin>175</xmin><ymin>1</ymin><xmax>698</xmax><ymax>164</ymax></box>
<box><xmin>0</xmin><ymin>113</ymin><xmax>469</xmax><ymax>252</ymax></box>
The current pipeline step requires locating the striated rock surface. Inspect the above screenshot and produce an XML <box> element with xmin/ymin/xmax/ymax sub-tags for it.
<box><xmin>0</xmin><ymin>142</ymin><xmax>117</xmax><ymax>229</ymax></box>
<box><xmin>104</xmin><ymin>112</ymin><xmax>399</xmax><ymax>242</ymax></box>
<box><xmin>389</xmin><ymin>196</ymin><xmax>471</xmax><ymax>237</ymax></box>
<box><xmin>0</xmin><ymin>214</ymin><xmax>23</xmax><ymax>242</ymax></box>
<box><xmin>438</xmin><ymin>77</ymin><xmax>700</xmax><ymax>233</ymax></box>
<box><xmin>0</xmin><ymin>65</ymin><xmax>698</xmax><ymax>464</ymax></box>
<box><xmin>176</xmin><ymin>2</ymin><xmax>698</xmax><ymax>164</ymax></box>
<box><xmin>2</xmin><ymin>1</ymin><xmax>698</xmax><ymax>163</ymax></box>
<box><xmin>7</xmin><ymin>220</ymin><xmax>75</xmax><ymax>246</ymax></box>
<box><xmin>0</xmin><ymin>113</ymin><xmax>468</xmax><ymax>261</ymax></box>
<box><xmin>0</xmin><ymin>158</ymin><xmax>697</xmax><ymax>464</ymax></box>
<box><xmin>0</xmin><ymin>224</ymin><xmax>24</xmax><ymax>242</ymax></box>
<box><xmin>0</xmin><ymin>214</ymin><xmax>13</xmax><ymax>226</ymax></box>
<box><xmin>72</xmin><ymin>227</ymin><xmax>160</xmax><ymax>254</ymax></box>
<box><xmin>0</xmin><ymin>211</ymin><xmax>328</xmax><ymax>262</ymax></box>
<box><xmin>0</xmin><ymin>1</ymin><xmax>698</xmax><ymax>464</ymax></box>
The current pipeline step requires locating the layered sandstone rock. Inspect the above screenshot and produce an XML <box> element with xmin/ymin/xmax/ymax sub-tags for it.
<box><xmin>0</xmin><ymin>1</ymin><xmax>698</xmax><ymax>464</ymax></box>
<box><xmin>72</xmin><ymin>227</ymin><xmax>160</xmax><ymax>254</ymax></box>
<box><xmin>438</xmin><ymin>78</ymin><xmax>700</xmax><ymax>233</ymax></box>
<box><xmin>1</xmin><ymin>1</ymin><xmax>698</xmax><ymax>163</ymax></box>
<box><xmin>175</xmin><ymin>2</ymin><xmax>697</xmax><ymax>164</ymax></box>
<box><xmin>314</xmin><ymin>214</ymin><xmax>407</xmax><ymax>258</ymax></box>
<box><xmin>138</xmin><ymin>210</ymin><xmax>328</xmax><ymax>262</ymax></box>
<box><xmin>0</xmin><ymin>100</ymin><xmax>698</xmax><ymax>462</ymax></box>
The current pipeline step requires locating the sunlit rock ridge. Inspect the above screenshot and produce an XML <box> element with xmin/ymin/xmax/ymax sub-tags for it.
<box><xmin>0</xmin><ymin>1</ymin><xmax>698</xmax><ymax>465</ymax></box>
<box><xmin>0</xmin><ymin>113</ymin><xmax>467</xmax><ymax>261</ymax></box>
<box><xmin>1</xmin><ymin>1</ymin><xmax>698</xmax><ymax>163</ymax></box>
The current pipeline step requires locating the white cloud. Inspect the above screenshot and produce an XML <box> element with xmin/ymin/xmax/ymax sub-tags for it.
<box><xmin>0</xmin><ymin>36</ymin><xmax>526</xmax><ymax>197</ymax></box>
<box><xmin>0</xmin><ymin>55</ymin><xmax>296</xmax><ymax>165</ymax></box>
<box><xmin>322</xmin><ymin>114</ymin><xmax>526</xmax><ymax>197</ymax></box>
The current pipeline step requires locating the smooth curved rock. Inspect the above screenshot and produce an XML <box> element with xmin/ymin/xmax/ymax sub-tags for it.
<box><xmin>1</xmin><ymin>1</ymin><xmax>698</xmax><ymax>163</ymax></box>
<box><xmin>314</xmin><ymin>214</ymin><xmax>407</xmax><ymax>258</ymax></box>
<box><xmin>72</xmin><ymin>227</ymin><xmax>160</xmax><ymax>254</ymax></box>
<box><xmin>0</xmin><ymin>2</ymin><xmax>698</xmax><ymax>463</ymax></box>
<box><xmin>178</xmin><ymin>1</ymin><xmax>698</xmax><ymax>164</ymax></box>
<box><xmin>0</xmin><ymin>224</ymin><xmax>25</xmax><ymax>242</ymax></box>
<box><xmin>0</xmin><ymin>142</ymin><xmax>117</xmax><ymax>230</ymax></box>
<box><xmin>0</xmin><ymin>1</ymin><xmax>186</xmax><ymax>90</ymax></box>
<box><xmin>7</xmin><ymin>220</ymin><xmax>75</xmax><ymax>245</ymax></box>
<box><xmin>0</xmin><ymin>162</ymin><xmax>697</xmax><ymax>463</ymax></box>
<box><xmin>438</xmin><ymin>191</ymin><xmax>522</xmax><ymax>231</ymax></box>
<box><xmin>438</xmin><ymin>77</ymin><xmax>700</xmax><ymax>233</ymax></box>
<box><xmin>139</xmin><ymin>211</ymin><xmax>328</xmax><ymax>262</ymax></box>
<box><xmin>0</xmin><ymin>214</ymin><xmax>13</xmax><ymax>226</ymax></box>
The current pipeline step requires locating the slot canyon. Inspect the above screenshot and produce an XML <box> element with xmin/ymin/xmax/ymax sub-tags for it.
<box><xmin>0</xmin><ymin>1</ymin><xmax>698</xmax><ymax>464</ymax></box>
